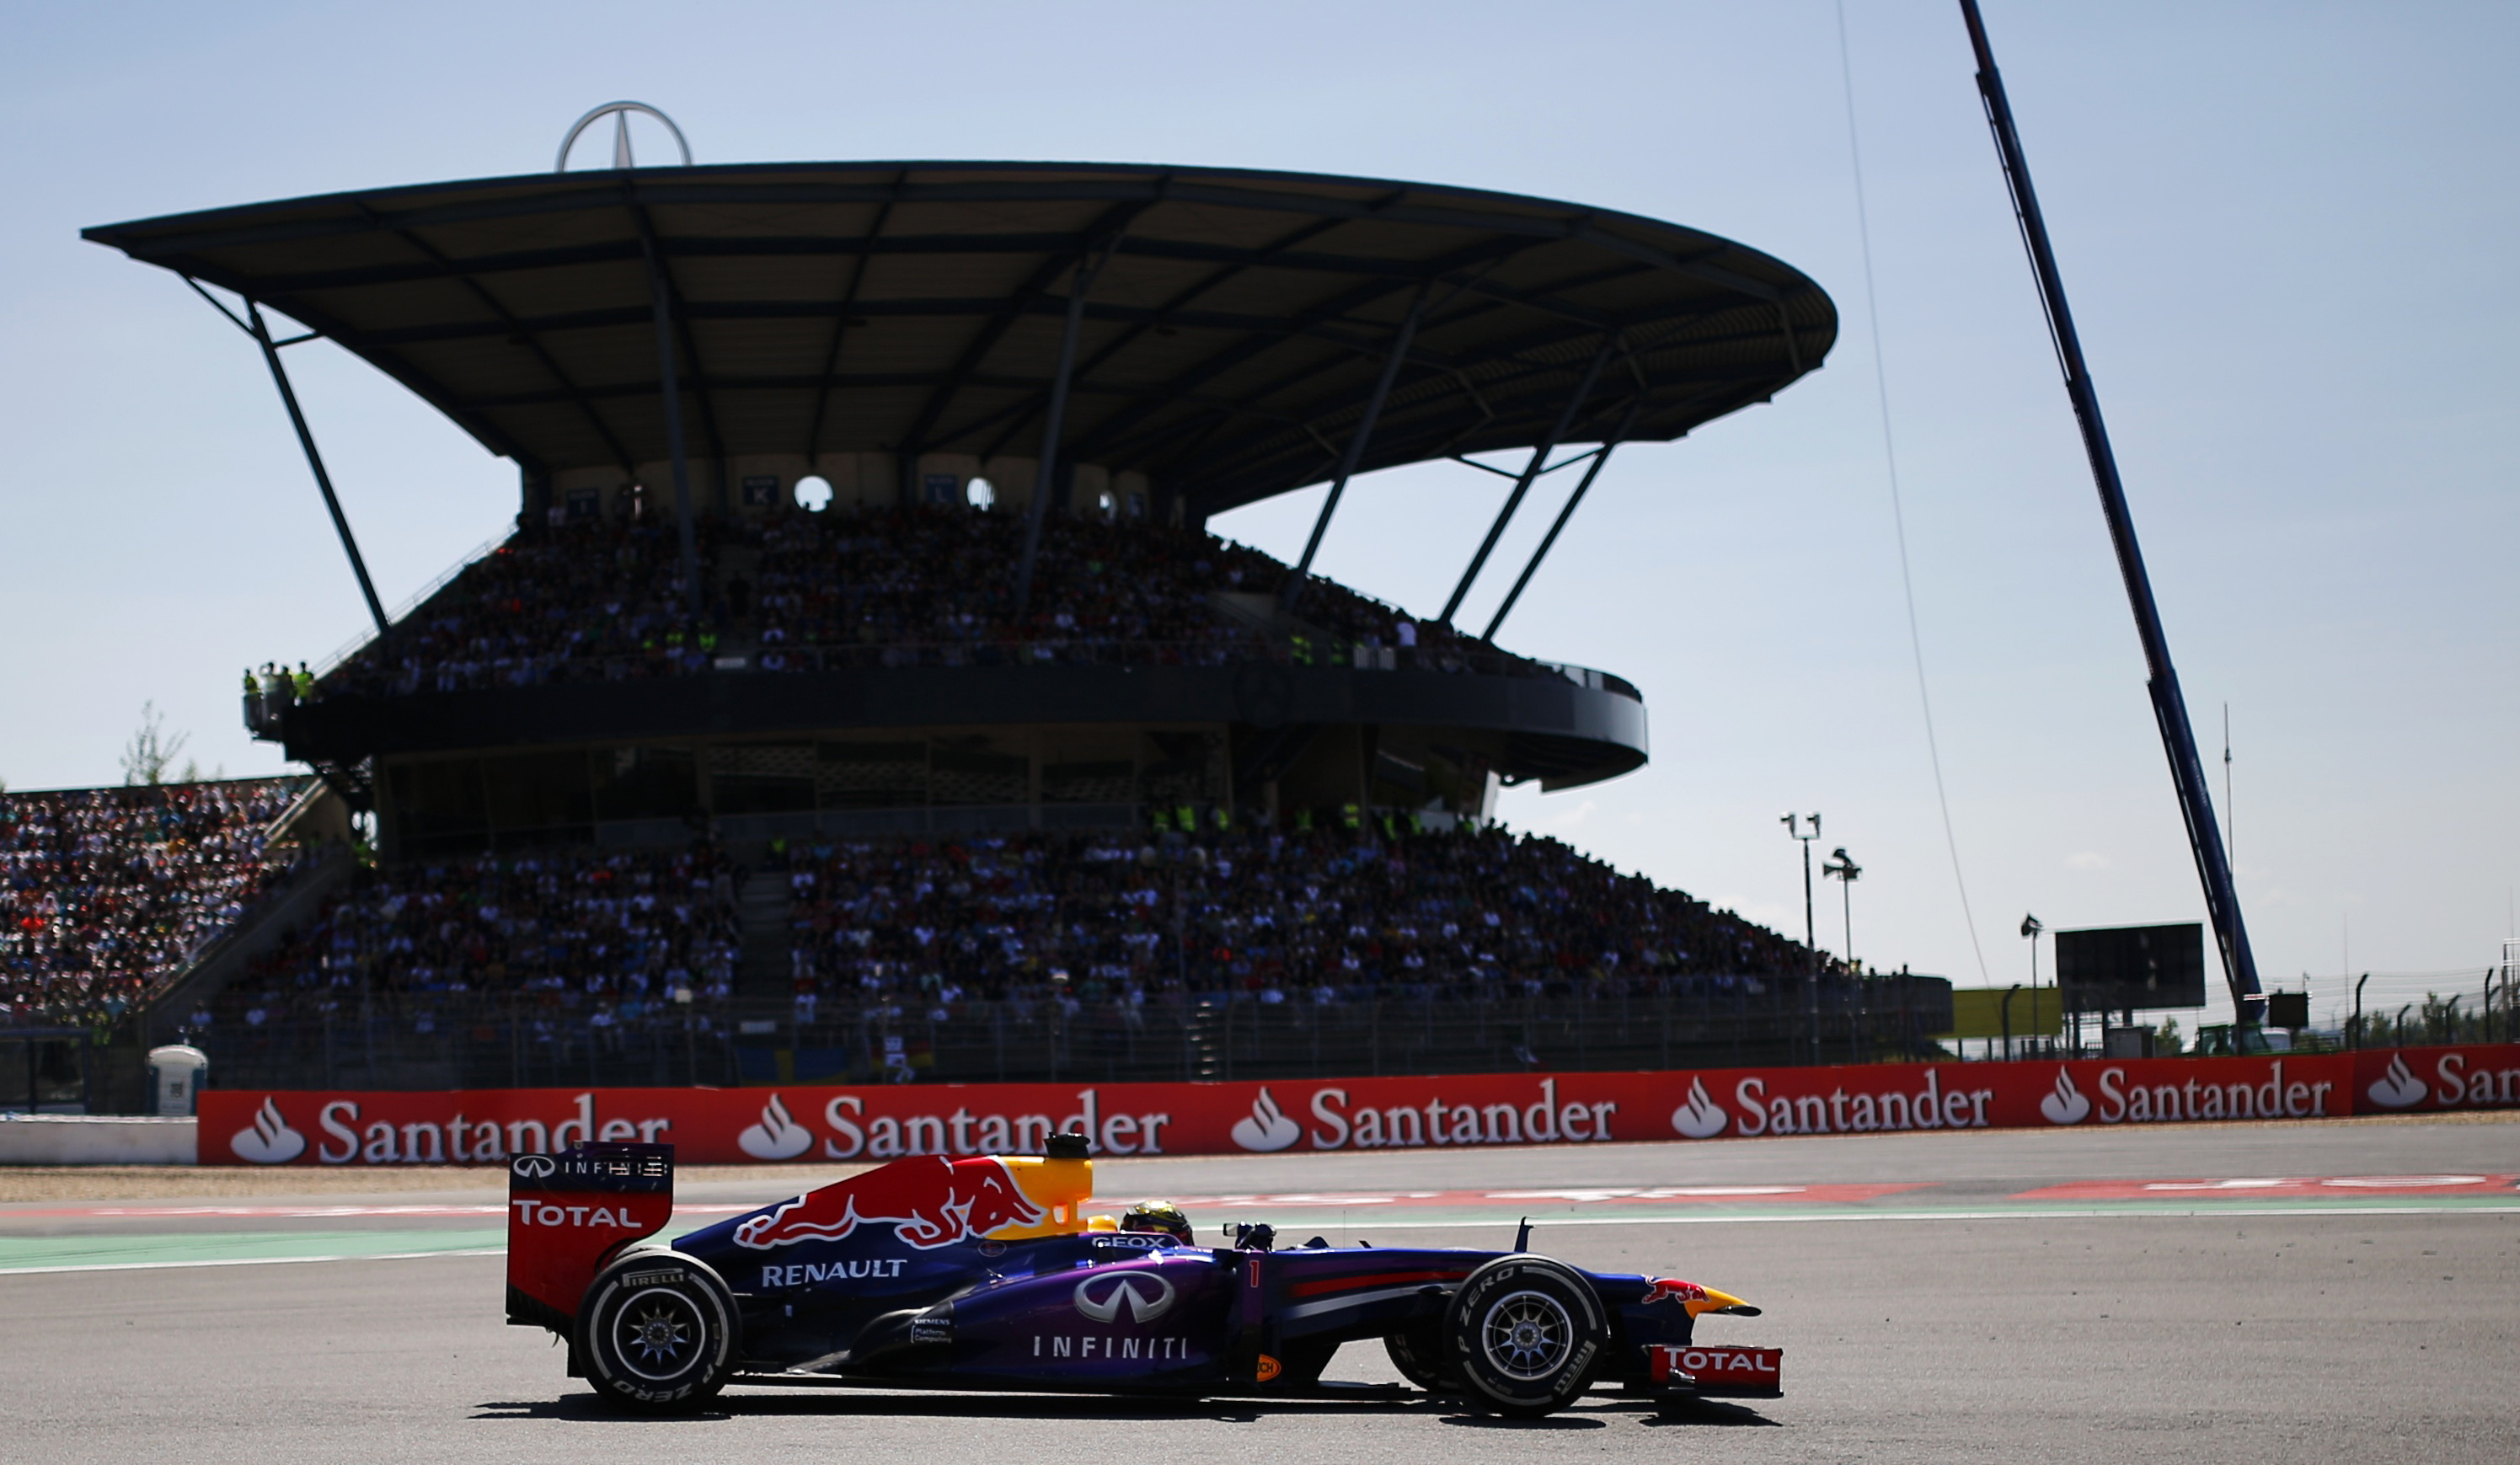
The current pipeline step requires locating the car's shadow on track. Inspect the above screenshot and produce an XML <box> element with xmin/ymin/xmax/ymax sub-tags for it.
<box><xmin>1433</xmin><ymin>1398</ymin><xmax>1779</xmax><ymax>1430</ymax></box>
<box><xmin>474</xmin><ymin>1391</ymin><xmax>1775</xmax><ymax>1429</ymax></box>
<box><xmin>479</xmin><ymin>1392</ymin><xmax>1463</xmax><ymax>1425</ymax></box>
<box><xmin>1643</xmin><ymin>1399</ymin><xmax>1783</xmax><ymax>1428</ymax></box>
<box><xmin>1436</xmin><ymin>1411</ymin><xmax>1609</xmax><ymax>1430</ymax></box>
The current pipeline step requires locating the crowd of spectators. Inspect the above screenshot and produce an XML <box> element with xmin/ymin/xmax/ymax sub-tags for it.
<box><xmin>311</xmin><ymin>518</ymin><xmax>738</xmax><ymax>698</ymax></box>
<box><xmin>200</xmin><ymin>842</ymin><xmax>745</xmax><ymax>1052</ymax></box>
<box><xmin>773</xmin><ymin>821</ymin><xmax>1827</xmax><ymax>1028</ymax></box>
<box><xmin>306</xmin><ymin>505</ymin><xmax>1511</xmax><ymax>700</ymax></box>
<box><xmin>184</xmin><ymin>815</ymin><xmax>1828</xmax><ymax>1055</ymax></box>
<box><xmin>1</xmin><ymin>778</ymin><xmax>307</xmax><ymax>1029</ymax></box>
<box><xmin>745</xmin><ymin>508</ymin><xmax>1284</xmax><ymax>660</ymax></box>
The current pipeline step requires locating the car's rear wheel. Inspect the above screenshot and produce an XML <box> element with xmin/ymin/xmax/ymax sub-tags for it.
<box><xmin>1442</xmin><ymin>1254</ymin><xmax>1606</xmax><ymax>1418</ymax></box>
<box><xmin>577</xmin><ymin>1251</ymin><xmax>738</xmax><ymax>1413</ymax></box>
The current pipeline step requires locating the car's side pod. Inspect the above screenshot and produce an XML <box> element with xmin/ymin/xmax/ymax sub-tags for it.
<box><xmin>504</xmin><ymin>1143</ymin><xmax>676</xmax><ymax>1334</ymax></box>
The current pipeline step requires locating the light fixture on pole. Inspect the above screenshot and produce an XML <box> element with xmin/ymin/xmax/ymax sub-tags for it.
<box><xmin>1782</xmin><ymin>812</ymin><xmax>1822</xmax><ymax>1063</ymax></box>
<box><xmin>2020</xmin><ymin>913</ymin><xmax>2046</xmax><ymax>1057</ymax></box>
<box><xmin>1822</xmin><ymin>847</ymin><xmax>1861</xmax><ymax>971</ymax></box>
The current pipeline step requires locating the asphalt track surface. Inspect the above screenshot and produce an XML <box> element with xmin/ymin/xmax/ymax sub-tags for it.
<box><xmin>5</xmin><ymin>1116</ymin><xmax>2516</xmax><ymax>1464</ymax></box>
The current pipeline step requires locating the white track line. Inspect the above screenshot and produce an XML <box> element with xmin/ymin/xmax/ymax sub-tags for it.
<box><xmin>1331</xmin><ymin>1203</ymin><xmax>2520</xmax><ymax>1228</ymax></box>
<box><xmin>0</xmin><ymin>1247</ymin><xmax>504</xmax><ymax>1277</ymax></box>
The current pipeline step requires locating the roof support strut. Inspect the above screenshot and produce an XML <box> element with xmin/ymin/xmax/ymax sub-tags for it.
<box><xmin>1437</xmin><ymin>334</ymin><xmax>1613</xmax><ymax>625</ymax></box>
<box><xmin>640</xmin><ymin>238</ymin><xmax>703</xmax><ymax>611</ymax></box>
<box><xmin>247</xmin><ymin>301</ymin><xmax>390</xmax><ymax>638</ymax></box>
<box><xmin>1280</xmin><ymin>283</ymin><xmax>1428</xmax><ymax>615</ymax></box>
<box><xmin>355</xmin><ymin>203</ymin><xmax>634</xmax><ymax>479</ymax></box>
<box><xmin>1014</xmin><ymin>243</ymin><xmax>1117</xmax><ymax>618</ymax></box>
<box><xmin>804</xmin><ymin>183</ymin><xmax>900</xmax><ymax>460</ymax></box>
<box><xmin>1479</xmin><ymin>396</ymin><xmax>1644</xmax><ymax>641</ymax></box>
<box><xmin>898</xmin><ymin>200</ymin><xmax>1150</xmax><ymax>483</ymax></box>
<box><xmin>1961</xmin><ymin>0</ymin><xmax>2261</xmax><ymax>1017</ymax></box>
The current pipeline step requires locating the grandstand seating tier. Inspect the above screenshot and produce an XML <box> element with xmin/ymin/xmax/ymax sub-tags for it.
<box><xmin>1</xmin><ymin>778</ymin><xmax>308</xmax><ymax>1031</ymax></box>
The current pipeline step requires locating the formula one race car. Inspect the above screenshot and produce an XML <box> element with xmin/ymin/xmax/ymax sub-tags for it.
<box><xmin>503</xmin><ymin>1138</ymin><xmax>1780</xmax><ymax>1418</ymax></box>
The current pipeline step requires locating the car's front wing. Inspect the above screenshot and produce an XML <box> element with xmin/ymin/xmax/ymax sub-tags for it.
<box><xmin>1647</xmin><ymin>1341</ymin><xmax>1784</xmax><ymax>1399</ymax></box>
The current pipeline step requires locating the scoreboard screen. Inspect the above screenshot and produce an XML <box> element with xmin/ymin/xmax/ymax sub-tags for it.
<box><xmin>2056</xmin><ymin>922</ymin><xmax>2207</xmax><ymax>1013</ymax></box>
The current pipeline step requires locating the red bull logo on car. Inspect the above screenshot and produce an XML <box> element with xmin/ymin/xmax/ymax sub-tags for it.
<box><xmin>734</xmin><ymin>1156</ymin><xmax>1045</xmax><ymax>1250</ymax></box>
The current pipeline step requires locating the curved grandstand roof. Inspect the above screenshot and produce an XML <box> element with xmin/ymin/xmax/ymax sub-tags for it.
<box><xmin>85</xmin><ymin>162</ymin><xmax>1833</xmax><ymax>516</ymax></box>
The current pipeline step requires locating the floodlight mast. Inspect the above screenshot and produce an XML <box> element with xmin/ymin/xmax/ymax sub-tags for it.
<box><xmin>1956</xmin><ymin>0</ymin><xmax>2262</xmax><ymax>1021</ymax></box>
<box><xmin>1783</xmin><ymin>813</ymin><xmax>1822</xmax><ymax>1061</ymax></box>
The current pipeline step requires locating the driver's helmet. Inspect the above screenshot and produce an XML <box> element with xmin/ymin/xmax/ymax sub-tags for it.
<box><xmin>1119</xmin><ymin>1199</ymin><xmax>1193</xmax><ymax>1244</ymax></box>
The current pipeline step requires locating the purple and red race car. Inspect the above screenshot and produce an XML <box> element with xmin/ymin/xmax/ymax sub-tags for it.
<box><xmin>504</xmin><ymin>1136</ymin><xmax>1781</xmax><ymax>1418</ymax></box>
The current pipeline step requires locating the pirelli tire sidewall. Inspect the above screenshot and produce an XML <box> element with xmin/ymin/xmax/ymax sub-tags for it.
<box><xmin>1443</xmin><ymin>1254</ymin><xmax>1608</xmax><ymax>1417</ymax></box>
<box><xmin>577</xmin><ymin>1249</ymin><xmax>740</xmax><ymax>1410</ymax></box>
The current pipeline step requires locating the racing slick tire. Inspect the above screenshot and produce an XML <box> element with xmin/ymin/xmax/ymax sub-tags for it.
<box><xmin>1441</xmin><ymin>1254</ymin><xmax>1607</xmax><ymax>1419</ymax></box>
<box><xmin>1384</xmin><ymin>1323</ymin><xmax>1463</xmax><ymax>1394</ymax></box>
<box><xmin>577</xmin><ymin>1250</ymin><xmax>740</xmax><ymax>1414</ymax></box>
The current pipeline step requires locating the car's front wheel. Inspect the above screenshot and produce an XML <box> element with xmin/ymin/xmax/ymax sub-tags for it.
<box><xmin>577</xmin><ymin>1251</ymin><xmax>738</xmax><ymax>1413</ymax></box>
<box><xmin>1442</xmin><ymin>1254</ymin><xmax>1606</xmax><ymax>1418</ymax></box>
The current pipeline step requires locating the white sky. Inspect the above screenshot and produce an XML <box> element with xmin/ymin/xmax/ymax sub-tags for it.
<box><xmin>1</xmin><ymin>2</ymin><xmax>2512</xmax><ymax>1029</ymax></box>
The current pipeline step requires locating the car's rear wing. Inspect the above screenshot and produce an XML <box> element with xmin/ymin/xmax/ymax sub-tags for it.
<box><xmin>506</xmin><ymin>1143</ymin><xmax>675</xmax><ymax>1333</ymax></box>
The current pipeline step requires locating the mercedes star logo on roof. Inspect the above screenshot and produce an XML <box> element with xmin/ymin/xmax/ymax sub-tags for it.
<box><xmin>555</xmin><ymin>101</ymin><xmax>691</xmax><ymax>172</ymax></box>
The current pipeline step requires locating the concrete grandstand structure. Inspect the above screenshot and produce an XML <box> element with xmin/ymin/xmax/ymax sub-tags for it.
<box><xmin>48</xmin><ymin>152</ymin><xmax>1958</xmax><ymax>1101</ymax></box>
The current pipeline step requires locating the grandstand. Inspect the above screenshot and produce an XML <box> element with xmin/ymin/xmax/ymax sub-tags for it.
<box><xmin>193</xmin><ymin>825</ymin><xmax>1945</xmax><ymax>1092</ymax></box>
<box><xmin>0</xmin><ymin>777</ymin><xmax>341</xmax><ymax>1109</ymax></box>
<box><xmin>45</xmin><ymin>155</ymin><xmax>1952</xmax><ymax>1104</ymax></box>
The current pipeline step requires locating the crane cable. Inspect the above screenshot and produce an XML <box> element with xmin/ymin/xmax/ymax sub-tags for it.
<box><xmin>1835</xmin><ymin>0</ymin><xmax>1992</xmax><ymax>985</ymax></box>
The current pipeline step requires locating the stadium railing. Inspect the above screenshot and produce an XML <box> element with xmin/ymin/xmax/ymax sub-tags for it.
<box><xmin>292</xmin><ymin>636</ymin><xmax>1640</xmax><ymax>703</ymax></box>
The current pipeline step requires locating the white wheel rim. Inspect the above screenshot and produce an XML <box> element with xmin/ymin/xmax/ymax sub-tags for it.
<box><xmin>612</xmin><ymin>1286</ymin><xmax>704</xmax><ymax>1382</ymax></box>
<box><xmin>1479</xmin><ymin>1289</ymin><xmax>1575</xmax><ymax>1382</ymax></box>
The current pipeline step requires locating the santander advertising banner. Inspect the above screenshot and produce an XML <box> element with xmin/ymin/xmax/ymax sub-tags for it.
<box><xmin>198</xmin><ymin>1043</ymin><xmax>2520</xmax><ymax>1167</ymax></box>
